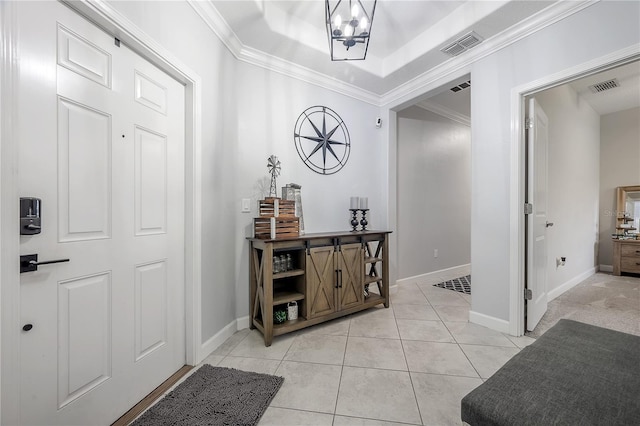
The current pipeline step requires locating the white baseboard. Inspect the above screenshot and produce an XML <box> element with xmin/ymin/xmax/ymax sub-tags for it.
<box><xmin>469</xmin><ymin>310</ymin><xmax>510</xmax><ymax>334</ymax></box>
<box><xmin>599</xmin><ymin>264</ymin><xmax>613</xmax><ymax>273</ymax></box>
<box><xmin>396</xmin><ymin>263</ymin><xmax>471</xmax><ymax>286</ymax></box>
<box><xmin>389</xmin><ymin>283</ymin><xmax>398</xmax><ymax>294</ymax></box>
<box><xmin>236</xmin><ymin>315</ymin><xmax>250</xmax><ymax>330</ymax></box>
<box><xmin>198</xmin><ymin>316</ymin><xmax>251</xmax><ymax>363</ymax></box>
<box><xmin>547</xmin><ymin>267</ymin><xmax>596</xmax><ymax>301</ymax></box>
<box><xmin>197</xmin><ymin>319</ymin><xmax>240</xmax><ymax>363</ymax></box>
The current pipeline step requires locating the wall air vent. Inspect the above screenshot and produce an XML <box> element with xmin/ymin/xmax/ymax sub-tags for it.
<box><xmin>450</xmin><ymin>80</ymin><xmax>471</xmax><ymax>93</ymax></box>
<box><xmin>589</xmin><ymin>78</ymin><xmax>620</xmax><ymax>93</ymax></box>
<box><xmin>441</xmin><ymin>31</ymin><xmax>483</xmax><ymax>57</ymax></box>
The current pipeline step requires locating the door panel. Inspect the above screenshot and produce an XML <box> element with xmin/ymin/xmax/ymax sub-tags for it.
<box><xmin>338</xmin><ymin>243</ymin><xmax>364</xmax><ymax>310</ymax></box>
<box><xmin>57</xmin><ymin>24</ymin><xmax>112</xmax><ymax>88</ymax></box>
<box><xmin>134</xmin><ymin>71</ymin><xmax>168</xmax><ymax>114</ymax></box>
<box><xmin>526</xmin><ymin>98</ymin><xmax>549</xmax><ymax>331</ymax></box>
<box><xmin>135</xmin><ymin>261</ymin><xmax>168</xmax><ymax>361</ymax></box>
<box><xmin>57</xmin><ymin>272</ymin><xmax>112</xmax><ymax>409</ymax></box>
<box><xmin>135</xmin><ymin>126</ymin><xmax>168</xmax><ymax>235</ymax></box>
<box><xmin>17</xmin><ymin>2</ymin><xmax>185</xmax><ymax>424</ymax></box>
<box><xmin>57</xmin><ymin>97</ymin><xmax>112</xmax><ymax>241</ymax></box>
<box><xmin>306</xmin><ymin>246</ymin><xmax>336</xmax><ymax>318</ymax></box>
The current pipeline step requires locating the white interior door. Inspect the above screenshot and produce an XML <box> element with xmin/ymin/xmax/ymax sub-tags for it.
<box><xmin>17</xmin><ymin>2</ymin><xmax>185</xmax><ymax>424</ymax></box>
<box><xmin>526</xmin><ymin>98</ymin><xmax>549</xmax><ymax>331</ymax></box>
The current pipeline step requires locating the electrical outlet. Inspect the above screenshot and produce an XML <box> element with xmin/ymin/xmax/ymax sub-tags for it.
<box><xmin>241</xmin><ymin>198</ymin><xmax>251</xmax><ymax>213</ymax></box>
<box><xmin>434</xmin><ymin>249</ymin><xmax>438</xmax><ymax>258</ymax></box>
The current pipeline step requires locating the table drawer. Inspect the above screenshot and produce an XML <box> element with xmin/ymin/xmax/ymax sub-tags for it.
<box><xmin>620</xmin><ymin>244</ymin><xmax>640</xmax><ymax>258</ymax></box>
<box><xmin>620</xmin><ymin>257</ymin><xmax>640</xmax><ymax>273</ymax></box>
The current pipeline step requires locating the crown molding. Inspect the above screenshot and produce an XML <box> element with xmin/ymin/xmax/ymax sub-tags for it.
<box><xmin>380</xmin><ymin>0</ymin><xmax>597</xmax><ymax>107</ymax></box>
<box><xmin>189</xmin><ymin>0</ymin><xmax>596</xmax><ymax>108</ymax></box>
<box><xmin>416</xmin><ymin>101</ymin><xmax>471</xmax><ymax>127</ymax></box>
<box><xmin>187</xmin><ymin>0</ymin><xmax>380</xmax><ymax>106</ymax></box>
<box><xmin>238</xmin><ymin>46</ymin><xmax>381</xmax><ymax>106</ymax></box>
<box><xmin>187</xmin><ymin>0</ymin><xmax>243</xmax><ymax>59</ymax></box>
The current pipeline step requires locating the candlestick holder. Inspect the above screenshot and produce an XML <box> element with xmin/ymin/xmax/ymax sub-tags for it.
<box><xmin>360</xmin><ymin>209</ymin><xmax>369</xmax><ymax>231</ymax></box>
<box><xmin>349</xmin><ymin>209</ymin><xmax>359</xmax><ymax>232</ymax></box>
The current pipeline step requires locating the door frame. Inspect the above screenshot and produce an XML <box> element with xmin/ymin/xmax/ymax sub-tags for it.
<box><xmin>507</xmin><ymin>45</ymin><xmax>640</xmax><ymax>336</ymax></box>
<box><xmin>0</xmin><ymin>1</ymin><xmax>203</xmax><ymax>422</ymax></box>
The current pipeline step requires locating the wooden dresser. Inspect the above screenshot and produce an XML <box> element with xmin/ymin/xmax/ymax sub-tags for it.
<box><xmin>248</xmin><ymin>230</ymin><xmax>390</xmax><ymax>346</ymax></box>
<box><xmin>612</xmin><ymin>239</ymin><xmax>640</xmax><ymax>276</ymax></box>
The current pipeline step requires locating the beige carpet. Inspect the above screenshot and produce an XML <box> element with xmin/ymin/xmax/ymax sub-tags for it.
<box><xmin>527</xmin><ymin>272</ymin><xmax>640</xmax><ymax>339</ymax></box>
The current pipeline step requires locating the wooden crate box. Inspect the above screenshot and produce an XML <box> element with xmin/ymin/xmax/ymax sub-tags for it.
<box><xmin>259</xmin><ymin>197</ymin><xmax>295</xmax><ymax>217</ymax></box>
<box><xmin>254</xmin><ymin>217</ymin><xmax>300</xmax><ymax>239</ymax></box>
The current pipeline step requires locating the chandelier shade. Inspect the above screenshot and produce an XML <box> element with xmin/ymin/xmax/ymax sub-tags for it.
<box><xmin>325</xmin><ymin>0</ymin><xmax>377</xmax><ymax>61</ymax></box>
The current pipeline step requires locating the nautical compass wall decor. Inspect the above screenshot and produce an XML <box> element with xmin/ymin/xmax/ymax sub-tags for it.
<box><xmin>294</xmin><ymin>106</ymin><xmax>350</xmax><ymax>175</ymax></box>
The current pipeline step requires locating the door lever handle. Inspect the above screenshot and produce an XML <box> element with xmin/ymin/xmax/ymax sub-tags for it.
<box><xmin>546</xmin><ymin>222</ymin><xmax>554</xmax><ymax>228</ymax></box>
<box><xmin>20</xmin><ymin>254</ymin><xmax>69</xmax><ymax>273</ymax></box>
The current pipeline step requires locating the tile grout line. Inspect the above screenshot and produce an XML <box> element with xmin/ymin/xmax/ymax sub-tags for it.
<box><xmin>331</xmin><ymin>317</ymin><xmax>354</xmax><ymax>423</ymax></box>
<box><xmin>440</xmin><ymin>320</ymin><xmax>483</xmax><ymax>380</ymax></box>
<box><xmin>416</xmin><ymin>283</ymin><xmax>484</xmax><ymax>380</ymax></box>
<box><xmin>392</xmin><ymin>297</ymin><xmax>426</xmax><ymax>426</ymax></box>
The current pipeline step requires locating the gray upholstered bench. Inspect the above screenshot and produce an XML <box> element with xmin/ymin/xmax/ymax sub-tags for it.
<box><xmin>461</xmin><ymin>319</ymin><xmax>640</xmax><ymax>425</ymax></box>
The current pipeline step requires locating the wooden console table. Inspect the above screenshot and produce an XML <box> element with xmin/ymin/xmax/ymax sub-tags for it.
<box><xmin>612</xmin><ymin>239</ymin><xmax>640</xmax><ymax>276</ymax></box>
<box><xmin>249</xmin><ymin>230</ymin><xmax>391</xmax><ymax>346</ymax></box>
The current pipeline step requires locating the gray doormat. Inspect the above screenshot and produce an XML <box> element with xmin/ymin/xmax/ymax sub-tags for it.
<box><xmin>132</xmin><ymin>364</ymin><xmax>284</xmax><ymax>426</ymax></box>
<box><xmin>433</xmin><ymin>275</ymin><xmax>471</xmax><ymax>294</ymax></box>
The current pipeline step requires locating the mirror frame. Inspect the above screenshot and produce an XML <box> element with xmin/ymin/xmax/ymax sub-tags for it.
<box><xmin>612</xmin><ymin>185</ymin><xmax>640</xmax><ymax>240</ymax></box>
<box><xmin>616</xmin><ymin>185</ymin><xmax>640</xmax><ymax>219</ymax></box>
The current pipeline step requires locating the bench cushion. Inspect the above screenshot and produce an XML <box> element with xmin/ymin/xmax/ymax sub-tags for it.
<box><xmin>461</xmin><ymin>319</ymin><xmax>640</xmax><ymax>425</ymax></box>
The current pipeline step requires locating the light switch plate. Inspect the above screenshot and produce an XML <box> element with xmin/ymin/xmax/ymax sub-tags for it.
<box><xmin>241</xmin><ymin>198</ymin><xmax>251</xmax><ymax>213</ymax></box>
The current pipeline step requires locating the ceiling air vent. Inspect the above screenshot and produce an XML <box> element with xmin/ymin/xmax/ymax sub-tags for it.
<box><xmin>441</xmin><ymin>31</ymin><xmax>484</xmax><ymax>57</ymax></box>
<box><xmin>589</xmin><ymin>79</ymin><xmax>620</xmax><ymax>93</ymax></box>
<box><xmin>450</xmin><ymin>80</ymin><xmax>471</xmax><ymax>93</ymax></box>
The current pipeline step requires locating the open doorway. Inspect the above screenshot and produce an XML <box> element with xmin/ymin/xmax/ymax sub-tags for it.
<box><xmin>395</xmin><ymin>75</ymin><xmax>472</xmax><ymax>294</ymax></box>
<box><xmin>523</xmin><ymin>60</ymin><xmax>640</xmax><ymax>335</ymax></box>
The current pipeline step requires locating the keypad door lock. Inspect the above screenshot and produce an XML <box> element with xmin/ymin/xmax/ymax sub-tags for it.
<box><xmin>20</xmin><ymin>197</ymin><xmax>42</xmax><ymax>235</ymax></box>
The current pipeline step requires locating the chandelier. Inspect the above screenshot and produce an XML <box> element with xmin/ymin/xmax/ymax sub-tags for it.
<box><xmin>325</xmin><ymin>0</ymin><xmax>377</xmax><ymax>61</ymax></box>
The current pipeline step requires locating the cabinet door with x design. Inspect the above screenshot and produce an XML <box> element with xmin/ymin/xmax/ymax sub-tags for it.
<box><xmin>306</xmin><ymin>243</ymin><xmax>363</xmax><ymax>319</ymax></box>
<box><xmin>306</xmin><ymin>246</ymin><xmax>336</xmax><ymax>318</ymax></box>
<box><xmin>337</xmin><ymin>244</ymin><xmax>364</xmax><ymax>311</ymax></box>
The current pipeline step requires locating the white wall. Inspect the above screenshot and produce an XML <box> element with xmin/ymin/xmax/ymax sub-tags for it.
<box><xmin>533</xmin><ymin>85</ymin><xmax>600</xmax><ymax>298</ymax></box>
<box><xmin>396</xmin><ymin>107</ymin><xmax>470</xmax><ymax>280</ymax></box>
<box><xmin>47</xmin><ymin>0</ymin><xmax>640</xmax><ymax>344</ymax></box>
<box><xmin>107</xmin><ymin>1</ymin><xmax>385</xmax><ymax>343</ymax></box>
<box><xmin>469</xmin><ymin>0</ymin><xmax>640</xmax><ymax>324</ymax></box>
<box><xmin>234</xmin><ymin>61</ymin><xmax>385</xmax><ymax>318</ymax></box>
<box><xmin>599</xmin><ymin>107</ymin><xmax>640</xmax><ymax>267</ymax></box>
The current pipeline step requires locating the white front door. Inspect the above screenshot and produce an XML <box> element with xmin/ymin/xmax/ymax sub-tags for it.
<box><xmin>17</xmin><ymin>2</ymin><xmax>185</xmax><ymax>424</ymax></box>
<box><xmin>526</xmin><ymin>98</ymin><xmax>549</xmax><ymax>331</ymax></box>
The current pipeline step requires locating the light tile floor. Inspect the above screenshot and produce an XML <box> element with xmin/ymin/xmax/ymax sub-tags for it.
<box><xmin>200</xmin><ymin>277</ymin><xmax>537</xmax><ymax>426</ymax></box>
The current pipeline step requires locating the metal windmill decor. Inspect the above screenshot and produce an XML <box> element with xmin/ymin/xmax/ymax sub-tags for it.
<box><xmin>267</xmin><ymin>155</ymin><xmax>281</xmax><ymax>197</ymax></box>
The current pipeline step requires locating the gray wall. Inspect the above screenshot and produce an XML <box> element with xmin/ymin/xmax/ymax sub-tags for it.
<box><xmin>599</xmin><ymin>107</ymin><xmax>640</xmax><ymax>267</ymax></box>
<box><xmin>233</xmin><ymin>60</ymin><xmax>385</xmax><ymax>319</ymax></box>
<box><xmin>534</xmin><ymin>85</ymin><xmax>600</xmax><ymax>297</ymax></box>
<box><xmin>397</xmin><ymin>107</ymin><xmax>471</xmax><ymax>280</ymax></box>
